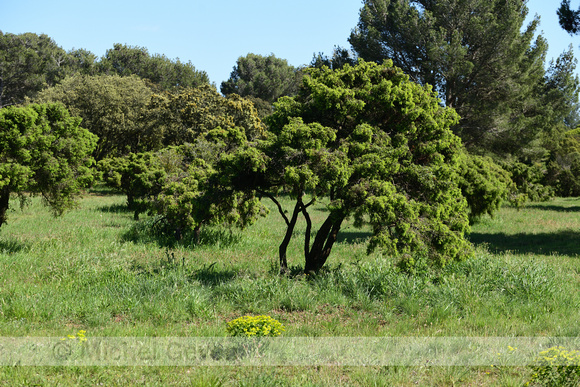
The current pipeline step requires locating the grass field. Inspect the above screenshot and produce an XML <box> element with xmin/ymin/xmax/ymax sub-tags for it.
<box><xmin>0</xmin><ymin>189</ymin><xmax>578</xmax><ymax>385</ymax></box>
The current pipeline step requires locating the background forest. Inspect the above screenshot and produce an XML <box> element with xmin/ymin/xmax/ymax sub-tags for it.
<box><xmin>2</xmin><ymin>0</ymin><xmax>580</xmax><ymax>273</ymax></box>
<box><xmin>1</xmin><ymin>0</ymin><xmax>580</xmax><ymax>385</ymax></box>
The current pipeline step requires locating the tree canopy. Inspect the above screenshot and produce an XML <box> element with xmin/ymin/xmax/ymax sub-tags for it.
<box><xmin>66</xmin><ymin>48</ymin><xmax>99</xmax><ymax>76</ymax></box>
<box><xmin>146</xmin><ymin>84</ymin><xmax>265</xmax><ymax>147</ymax></box>
<box><xmin>0</xmin><ymin>33</ymin><xmax>210</xmax><ymax>110</ymax></box>
<box><xmin>99</xmin><ymin>44</ymin><xmax>210</xmax><ymax>91</ymax></box>
<box><xmin>99</xmin><ymin>85</ymin><xmax>267</xmax><ymax>239</ymax></box>
<box><xmin>261</xmin><ymin>60</ymin><xmax>471</xmax><ymax>273</ymax></box>
<box><xmin>221</xmin><ymin>53</ymin><xmax>301</xmax><ymax>104</ymax></box>
<box><xmin>349</xmin><ymin>0</ymin><xmax>560</xmax><ymax>157</ymax></box>
<box><xmin>310</xmin><ymin>46</ymin><xmax>356</xmax><ymax>70</ymax></box>
<box><xmin>34</xmin><ymin>74</ymin><xmax>156</xmax><ymax>160</ymax></box>
<box><xmin>558</xmin><ymin>0</ymin><xmax>580</xmax><ymax>34</ymax></box>
<box><xmin>0</xmin><ymin>31</ymin><xmax>69</xmax><ymax>108</ymax></box>
<box><xmin>545</xmin><ymin>128</ymin><xmax>580</xmax><ymax>196</ymax></box>
<box><xmin>98</xmin><ymin>152</ymin><xmax>168</xmax><ymax>220</ymax></box>
<box><xmin>0</xmin><ymin>103</ymin><xmax>97</xmax><ymax>228</ymax></box>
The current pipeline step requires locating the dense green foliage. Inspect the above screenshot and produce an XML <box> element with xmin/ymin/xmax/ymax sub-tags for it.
<box><xmin>66</xmin><ymin>48</ymin><xmax>99</xmax><ymax>76</ymax></box>
<box><xmin>0</xmin><ymin>32</ymin><xmax>209</xmax><ymax>110</ymax></box>
<box><xmin>559</xmin><ymin>0</ymin><xmax>580</xmax><ymax>34</ymax></box>
<box><xmin>220</xmin><ymin>53</ymin><xmax>301</xmax><ymax>106</ymax></box>
<box><xmin>0</xmin><ymin>103</ymin><xmax>97</xmax><ymax>228</ymax></box>
<box><xmin>541</xmin><ymin>48</ymin><xmax>580</xmax><ymax>134</ymax></box>
<box><xmin>349</xmin><ymin>0</ymin><xmax>577</xmax><ymax>158</ymax></box>
<box><xmin>149</xmin><ymin>143</ymin><xmax>266</xmax><ymax>241</ymax></box>
<box><xmin>545</xmin><ymin>128</ymin><xmax>580</xmax><ymax>196</ymax></box>
<box><xmin>99</xmin><ymin>85</ymin><xmax>267</xmax><ymax>240</ymax></box>
<box><xmin>34</xmin><ymin>74</ymin><xmax>156</xmax><ymax>160</ymax></box>
<box><xmin>98</xmin><ymin>43</ymin><xmax>210</xmax><ymax>91</ymax></box>
<box><xmin>98</xmin><ymin>152</ymin><xmax>167</xmax><ymax>220</ymax></box>
<box><xmin>0</xmin><ymin>32</ymin><xmax>69</xmax><ymax>108</ymax></box>
<box><xmin>146</xmin><ymin>84</ymin><xmax>265</xmax><ymax>147</ymax></box>
<box><xmin>261</xmin><ymin>60</ymin><xmax>471</xmax><ymax>273</ymax></box>
<box><xmin>500</xmin><ymin>160</ymin><xmax>554</xmax><ymax>202</ymax></box>
<box><xmin>456</xmin><ymin>153</ymin><xmax>517</xmax><ymax>222</ymax></box>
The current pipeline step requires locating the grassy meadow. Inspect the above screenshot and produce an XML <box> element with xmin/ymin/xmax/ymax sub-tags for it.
<box><xmin>0</xmin><ymin>188</ymin><xmax>579</xmax><ymax>385</ymax></box>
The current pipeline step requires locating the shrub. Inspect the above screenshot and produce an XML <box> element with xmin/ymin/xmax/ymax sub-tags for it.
<box><xmin>226</xmin><ymin>315</ymin><xmax>285</xmax><ymax>337</ymax></box>
<box><xmin>456</xmin><ymin>153</ymin><xmax>517</xmax><ymax>222</ymax></box>
<box><xmin>500</xmin><ymin>160</ymin><xmax>553</xmax><ymax>203</ymax></box>
<box><xmin>526</xmin><ymin>346</ymin><xmax>580</xmax><ymax>386</ymax></box>
<box><xmin>544</xmin><ymin>128</ymin><xmax>580</xmax><ymax>197</ymax></box>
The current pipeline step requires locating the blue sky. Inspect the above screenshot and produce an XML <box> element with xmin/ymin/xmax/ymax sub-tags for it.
<box><xmin>1</xmin><ymin>0</ymin><xmax>579</xmax><ymax>87</ymax></box>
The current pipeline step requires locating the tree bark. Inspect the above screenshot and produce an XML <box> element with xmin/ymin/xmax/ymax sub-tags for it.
<box><xmin>278</xmin><ymin>199</ymin><xmax>302</xmax><ymax>275</ymax></box>
<box><xmin>0</xmin><ymin>187</ymin><xmax>11</xmax><ymax>229</ymax></box>
<box><xmin>193</xmin><ymin>224</ymin><xmax>202</xmax><ymax>244</ymax></box>
<box><xmin>303</xmin><ymin>212</ymin><xmax>344</xmax><ymax>274</ymax></box>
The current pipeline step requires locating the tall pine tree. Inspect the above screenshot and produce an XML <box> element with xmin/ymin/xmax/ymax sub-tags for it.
<box><xmin>558</xmin><ymin>0</ymin><xmax>580</xmax><ymax>34</ymax></box>
<box><xmin>349</xmin><ymin>0</ymin><xmax>554</xmax><ymax>157</ymax></box>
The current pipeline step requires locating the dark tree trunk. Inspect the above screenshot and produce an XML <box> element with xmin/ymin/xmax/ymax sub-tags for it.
<box><xmin>174</xmin><ymin>227</ymin><xmax>183</xmax><ymax>241</ymax></box>
<box><xmin>278</xmin><ymin>200</ymin><xmax>302</xmax><ymax>275</ymax></box>
<box><xmin>303</xmin><ymin>213</ymin><xmax>344</xmax><ymax>274</ymax></box>
<box><xmin>126</xmin><ymin>194</ymin><xmax>142</xmax><ymax>220</ymax></box>
<box><xmin>0</xmin><ymin>78</ymin><xmax>5</xmax><ymax>108</ymax></box>
<box><xmin>0</xmin><ymin>187</ymin><xmax>11</xmax><ymax>229</ymax></box>
<box><xmin>194</xmin><ymin>224</ymin><xmax>202</xmax><ymax>244</ymax></box>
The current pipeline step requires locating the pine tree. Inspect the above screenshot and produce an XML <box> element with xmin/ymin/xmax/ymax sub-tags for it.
<box><xmin>349</xmin><ymin>0</ymin><xmax>552</xmax><ymax>156</ymax></box>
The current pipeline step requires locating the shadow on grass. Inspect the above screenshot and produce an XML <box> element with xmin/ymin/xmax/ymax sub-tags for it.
<box><xmin>337</xmin><ymin>230</ymin><xmax>372</xmax><ymax>245</ymax></box>
<box><xmin>525</xmin><ymin>205</ymin><xmax>580</xmax><ymax>212</ymax></box>
<box><xmin>87</xmin><ymin>184</ymin><xmax>122</xmax><ymax>196</ymax></box>
<box><xmin>98</xmin><ymin>203</ymin><xmax>133</xmax><ymax>214</ymax></box>
<box><xmin>189</xmin><ymin>263</ymin><xmax>240</xmax><ymax>286</ymax></box>
<box><xmin>121</xmin><ymin>218</ymin><xmax>242</xmax><ymax>249</ymax></box>
<box><xmin>128</xmin><ymin>252</ymin><xmax>243</xmax><ymax>286</ymax></box>
<box><xmin>469</xmin><ymin>229</ymin><xmax>580</xmax><ymax>256</ymax></box>
<box><xmin>0</xmin><ymin>238</ymin><xmax>28</xmax><ymax>254</ymax></box>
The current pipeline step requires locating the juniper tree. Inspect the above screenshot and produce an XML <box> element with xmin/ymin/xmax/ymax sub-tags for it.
<box><xmin>103</xmin><ymin>86</ymin><xmax>268</xmax><ymax>240</ymax></box>
<box><xmin>0</xmin><ymin>103</ymin><xmax>97</xmax><ymax>228</ymax></box>
<box><xmin>261</xmin><ymin>60</ymin><xmax>472</xmax><ymax>273</ymax></box>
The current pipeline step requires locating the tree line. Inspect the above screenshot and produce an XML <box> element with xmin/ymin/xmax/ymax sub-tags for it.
<box><xmin>0</xmin><ymin>33</ymin><xmax>209</xmax><ymax>109</ymax></box>
<box><xmin>1</xmin><ymin>0</ymin><xmax>580</xmax><ymax>274</ymax></box>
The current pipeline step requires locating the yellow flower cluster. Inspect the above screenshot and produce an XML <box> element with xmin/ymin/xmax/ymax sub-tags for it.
<box><xmin>538</xmin><ymin>346</ymin><xmax>579</xmax><ymax>366</ymax></box>
<box><xmin>61</xmin><ymin>330</ymin><xmax>87</xmax><ymax>344</ymax></box>
<box><xmin>226</xmin><ymin>315</ymin><xmax>285</xmax><ymax>337</ymax></box>
<box><xmin>525</xmin><ymin>346</ymin><xmax>580</xmax><ymax>386</ymax></box>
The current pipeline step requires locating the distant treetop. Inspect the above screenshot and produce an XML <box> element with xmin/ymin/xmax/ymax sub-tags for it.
<box><xmin>98</xmin><ymin>43</ymin><xmax>210</xmax><ymax>91</ymax></box>
<box><xmin>0</xmin><ymin>31</ymin><xmax>69</xmax><ymax>107</ymax></box>
<box><xmin>220</xmin><ymin>53</ymin><xmax>301</xmax><ymax>104</ymax></box>
<box><xmin>0</xmin><ymin>32</ymin><xmax>210</xmax><ymax>108</ymax></box>
<box><xmin>558</xmin><ymin>0</ymin><xmax>580</xmax><ymax>34</ymax></box>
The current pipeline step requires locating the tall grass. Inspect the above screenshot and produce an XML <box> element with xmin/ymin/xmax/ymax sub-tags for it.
<box><xmin>0</xmin><ymin>191</ymin><xmax>578</xmax><ymax>384</ymax></box>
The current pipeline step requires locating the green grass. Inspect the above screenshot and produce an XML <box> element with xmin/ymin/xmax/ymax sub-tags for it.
<box><xmin>0</xmin><ymin>190</ymin><xmax>579</xmax><ymax>385</ymax></box>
